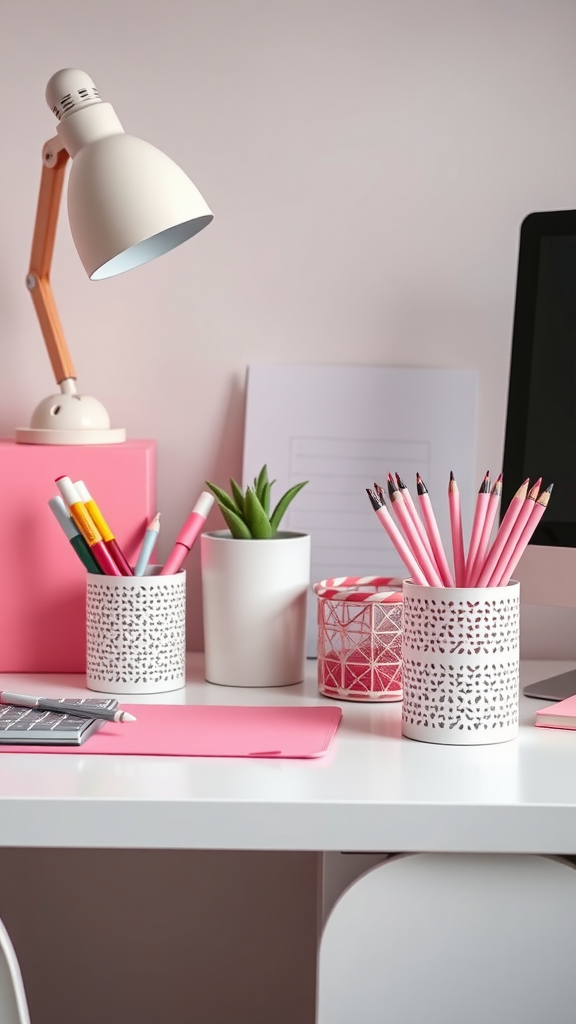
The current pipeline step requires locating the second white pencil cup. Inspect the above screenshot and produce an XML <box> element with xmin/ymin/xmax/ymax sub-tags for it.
<box><xmin>86</xmin><ymin>568</ymin><xmax>186</xmax><ymax>694</ymax></box>
<box><xmin>401</xmin><ymin>580</ymin><xmax>520</xmax><ymax>745</ymax></box>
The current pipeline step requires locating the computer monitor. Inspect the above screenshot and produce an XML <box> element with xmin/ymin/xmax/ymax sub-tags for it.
<box><xmin>502</xmin><ymin>210</ymin><xmax>576</xmax><ymax>610</ymax></box>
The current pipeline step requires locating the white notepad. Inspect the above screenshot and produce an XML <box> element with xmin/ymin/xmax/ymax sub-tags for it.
<box><xmin>243</xmin><ymin>364</ymin><xmax>478</xmax><ymax>655</ymax></box>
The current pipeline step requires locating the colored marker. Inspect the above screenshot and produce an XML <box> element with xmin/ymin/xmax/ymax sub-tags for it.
<box><xmin>74</xmin><ymin>480</ymin><xmax>133</xmax><ymax>575</ymax></box>
<box><xmin>55</xmin><ymin>477</ymin><xmax>121</xmax><ymax>576</ymax></box>
<box><xmin>134</xmin><ymin>513</ymin><xmax>161</xmax><ymax>576</ymax></box>
<box><xmin>160</xmin><ymin>491</ymin><xmax>215</xmax><ymax>576</ymax></box>
<box><xmin>48</xmin><ymin>495</ymin><xmax>102</xmax><ymax>574</ymax></box>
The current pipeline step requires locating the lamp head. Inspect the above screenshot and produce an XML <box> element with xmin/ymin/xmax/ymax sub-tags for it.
<box><xmin>46</xmin><ymin>68</ymin><xmax>213</xmax><ymax>280</ymax></box>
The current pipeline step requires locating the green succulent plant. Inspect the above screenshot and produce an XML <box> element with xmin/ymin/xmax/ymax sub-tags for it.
<box><xmin>206</xmin><ymin>464</ymin><xmax>308</xmax><ymax>539</ymax></box>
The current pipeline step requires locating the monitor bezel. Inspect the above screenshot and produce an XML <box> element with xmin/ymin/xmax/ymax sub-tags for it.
<box><xmin>501</xmin><ymin>209</ymin><xmax>576</xmax><ymax>547</ymax></box>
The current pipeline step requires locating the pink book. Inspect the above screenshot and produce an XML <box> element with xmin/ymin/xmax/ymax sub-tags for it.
<box><xmin>0</xmin><ymin>705</ymin><xmax>342</xmax><ymax>759</ymax></box>
<box><xmin>535</xmin><ymin>694</ymin><xmax>576</xmax><ymax>731</ymax></box>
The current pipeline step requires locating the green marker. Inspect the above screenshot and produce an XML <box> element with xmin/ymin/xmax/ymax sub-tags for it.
<box><xmin>48</xmin><ymin>495</ymin><xmax>103</xmax><ymax>574</ymax></box>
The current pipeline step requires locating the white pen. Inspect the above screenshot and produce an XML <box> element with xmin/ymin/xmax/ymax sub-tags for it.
<box><xmin>0</xmin><ymin>693</ymin><xmax>136</xmax><ymax>724</ymax></box>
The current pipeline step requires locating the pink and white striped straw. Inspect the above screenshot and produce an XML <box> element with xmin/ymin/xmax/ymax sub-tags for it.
<box><xmin>313</xmin><ymin>576</ymin><xmax>404</xmax><ymax>603</ymax></box>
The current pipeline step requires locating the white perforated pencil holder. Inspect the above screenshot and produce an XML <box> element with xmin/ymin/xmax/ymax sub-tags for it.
<box><xmin>86</xmin><ymin>568</ymin><xmax>186</xmax><ymax>694</ymax></box>
<box><xmin>401</xmin><ymin>580</ymin><xmax>520</xmax><ymax>745</ymax></box>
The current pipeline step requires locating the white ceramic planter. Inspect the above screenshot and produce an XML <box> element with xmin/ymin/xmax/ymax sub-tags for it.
<box><xmin>401</xmin><ymin>580</ymin><xmax>520</xmax><ymax>745</ymax></box>
<box><xmin>201</xmin><ymin>530</ymin><xmax>310</xmax><ymax>687</ymax></box>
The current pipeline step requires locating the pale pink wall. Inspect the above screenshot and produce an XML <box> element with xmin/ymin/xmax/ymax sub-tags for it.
<box><xmin>1</xmin><ymin>2</ymin><xmax>576</xmax><ymax>1021</ymax></box>
<box><xmin>2</xmin><ymin>0</ymin><xmax>576</xmax><ymax>652</ymax></box>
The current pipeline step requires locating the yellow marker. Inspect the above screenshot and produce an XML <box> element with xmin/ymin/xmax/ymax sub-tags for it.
<box><xmin>55</xmin><ymin>477</ymin><xmax>121</xmax><ymax>576</ymax></box>
<box><xmin>74</xmin><ymin>481</ymin><xmax>133</xmax><ymax>575</ymax></box>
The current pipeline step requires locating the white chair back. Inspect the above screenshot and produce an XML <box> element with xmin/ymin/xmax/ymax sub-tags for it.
<box><xmin>0</xmin><ymin>918</ymin><xmax>31</xmax><ymax>1024</ymax></box>
<box><xmin>317</xmin><ymin>853</ymin><xmax>576</xmax><ymax>1024</ymax></box>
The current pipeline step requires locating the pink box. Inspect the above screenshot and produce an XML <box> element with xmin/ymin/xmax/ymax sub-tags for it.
<box><xmin>0</xmin><ymin>439</ymin><xmax>156</xmax><ymax>672</ymax></box>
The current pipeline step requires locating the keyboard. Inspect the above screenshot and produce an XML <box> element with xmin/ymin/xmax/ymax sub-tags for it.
<box><xmin>0</xmin><ymin>698</ymin><xmax>119</xmax><ymax>745</ymax></box>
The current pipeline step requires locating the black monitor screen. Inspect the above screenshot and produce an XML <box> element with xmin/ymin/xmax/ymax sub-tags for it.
<box><xmin>502</xmin><ymin>211</ymin><xmax>576</xmax><ymax>547</ymax></box>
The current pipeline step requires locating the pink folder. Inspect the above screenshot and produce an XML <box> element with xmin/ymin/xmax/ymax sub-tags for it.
<box><xmin>0</xmin><ymin>705</ymin><xmax>343</xmax><ymax>758</ymax></box>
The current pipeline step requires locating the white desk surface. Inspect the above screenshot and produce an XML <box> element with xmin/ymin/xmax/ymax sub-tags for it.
<box><xmin>0</xmin><ymin>656</ymin><xmax>575</xmax><ymax>854</ymax></box>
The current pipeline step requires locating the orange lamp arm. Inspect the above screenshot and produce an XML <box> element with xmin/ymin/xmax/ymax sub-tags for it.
<box><xmin>26</xmin><ymin>141</ymin><xmax>77</xmax><ymax>385</ymax></box>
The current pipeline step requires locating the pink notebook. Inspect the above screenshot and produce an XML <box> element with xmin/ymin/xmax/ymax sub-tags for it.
<box><xmin>535</xmin><ymin>693</ymin><xmax>576</xmax><ymax>731</ymax></box>
<box><xmin>0</xmin><ymin>705</ymin><xmax>343</xmax><ymax>758</ymax></box>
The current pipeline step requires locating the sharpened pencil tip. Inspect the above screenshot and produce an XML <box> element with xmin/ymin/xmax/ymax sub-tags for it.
<box><xmin>367</xmin><ymin>488</ymin><xmax>384</xmax><ymax>511</ymax></box>
<box><xmin>536</xmin><ymin>483</ymin><xmax>554</xmax><ymax>507</ymax></box>
<box><xmin>449</xmin><ymin>470</ymin><xmax>454</xmax><ymax>481</ymax></box>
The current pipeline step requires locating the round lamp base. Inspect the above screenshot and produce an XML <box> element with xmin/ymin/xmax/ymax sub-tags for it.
<box><xmin>15</xmin><ymin>391</ymin><xmax>126</xmax><ymax>445</ymax></box>
<box><xmin>15</xmin><ymin>426</ymin><xmax>126</xmax><ymax>445</ymax></box>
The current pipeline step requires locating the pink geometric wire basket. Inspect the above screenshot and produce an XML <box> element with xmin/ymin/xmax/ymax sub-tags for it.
<box><xmin>314</xmin><ymin>577</ymin><xmax>403</xmax><ymax>702</ymax></box>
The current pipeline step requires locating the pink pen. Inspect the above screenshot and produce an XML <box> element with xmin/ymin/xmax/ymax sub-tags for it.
<box><xmin>160</xmin><ymin>491</ymin><xmax>215</xmax><ymax>576</ymax></box>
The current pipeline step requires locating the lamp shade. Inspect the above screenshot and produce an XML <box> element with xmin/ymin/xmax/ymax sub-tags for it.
<box><xmin>47</xmin><ymin>69</ymin><xmax>213</xmax><ymax>280</ymax></box>
<box><xmin>68</xmin><ymin>134</ymin><xmax>213</xmax><ymax>280</ymax></box>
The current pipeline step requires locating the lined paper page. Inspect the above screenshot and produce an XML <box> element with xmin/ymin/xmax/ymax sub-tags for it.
<box><xmin>243</xmin><ymin>365</ymin><xmax>478</xmax><ymax>655</ymax></box>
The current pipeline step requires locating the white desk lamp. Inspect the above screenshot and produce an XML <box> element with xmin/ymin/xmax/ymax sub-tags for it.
<box><xmin>16</xmin><ymin>68</ymin><xmax>213</xmax><ymax>444</ymax></box>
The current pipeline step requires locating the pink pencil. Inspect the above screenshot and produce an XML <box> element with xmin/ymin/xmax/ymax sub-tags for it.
<box><xmin>448</xmin><ymin>472</ymin><xmax>466</xmax><ymax>587</ymax></box>
<box><xmin>499</xmin><ymin>485</ymin><xmax>553</xmax><ymax>587</ymax></box>
<box><xmin>475</xmin><ymin>478</ymin><xmax>530</xmax><ymax>587</ymax></box>
<box><xmin>467</xmin><ymin>474</ymin><xmax>503</xmax><ymax>586</ymax></box>
<box><xmin>486</xmin><ymin>479</ymin><xmax>542</xmax><ymax>587</ymax></box>
<box><xmin>464</xmin><ymin>471</ymin><xmax>491</xmax><ymax>586</ymax></box>
<box><xmin>366</xmin><ymin>489</ymin><xmax>428</xmax><ymax>587</ymax></box>
<box><xmin>394</xmin><ymin>474</ymin><xmax>440</xmax><ymax>574</ymax></box>
<box><xmin>416</xmin><ymin>474</ymin><xmax>455</xmax><ymax>587</ymax></box>
<box><xmin>386</xmin><ymin>478</ymin><xmax>444</xmax><ymax>587</ymax></box>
